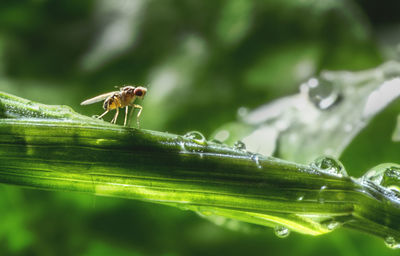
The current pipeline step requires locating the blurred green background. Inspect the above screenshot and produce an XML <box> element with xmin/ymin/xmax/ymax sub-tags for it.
<box><xmin>0</xmin><ymin>0</ymin><xmax>399</xmax><ymax>255</ymax></box>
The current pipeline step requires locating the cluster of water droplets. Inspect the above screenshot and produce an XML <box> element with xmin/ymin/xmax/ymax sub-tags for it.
<box><xmin>301</xmin><ymin>77</ymin><xmax>341</xmax><ymax>110</ymax></box>
<box><xmin>231</xmin><ymin>140</ymin><xmax>265</xmax><ymax>169</ymax></box>
<box><xmin>359</xmin><ymin>164</ymin><xmax>400</xmax><ymax>249</ymax></box>
<box><xmin>4</xmin><ymin>101</ymin><xmax>46</xmax><ymax>119</ymax></box>
<box><xmin>180</xmin><ymin>131</ymin><xmax>266</xmax><ymax>171</ymax></box>
<box><xmin>175</xmin><ymin>131</ymin><xmax>207</xmax><ymax>157</ymax></box>
<box><xmin>310</xmin><ymin>156</ymin><xmax>348</xmax><ymax>177</ymax></box>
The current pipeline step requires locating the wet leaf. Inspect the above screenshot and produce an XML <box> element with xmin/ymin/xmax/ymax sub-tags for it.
<box><xmin>213</xmin><ymin>62</ymin><xmax>400</xmax><ymax>166</ymax></box>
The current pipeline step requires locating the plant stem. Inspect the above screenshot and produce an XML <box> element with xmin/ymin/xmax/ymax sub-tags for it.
<box><xmin>0</xmin><ymin>91</ymin><xmax>399</xmax><ymax>244</ymax></box>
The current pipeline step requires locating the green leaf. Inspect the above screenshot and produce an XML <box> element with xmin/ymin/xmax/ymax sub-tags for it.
<box><xmin>278</xmin><ymin>62</ymin><xmax>400</xmax><ymax>164</ymax></box>
<box><xmin>213</xmin><ymin>62</ymin><xmax>400</xmax><ymax>166</ymax></box>
<box><xmin>340</xmin><ymin>99</ymin><xmax>400</xmax><ymax>176</ymax></box>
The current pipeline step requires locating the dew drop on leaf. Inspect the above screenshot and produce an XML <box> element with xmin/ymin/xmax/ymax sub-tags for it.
<box><xmin>310</xmin><ymin>156</ymin><xmax>348</xmax><ymax>177</ymax></box>
<box><xmin>274</xmin><ymin>226</ymin><xmax>290</xmax><ymax>238</ymax></box>
<box><xmin>251</xmin><ymin>153</ymin><xmax>262</xmax><ymax>169</ymax></box>
<box><xmin>326</xmin><ymin>221</ymin><xmax>340</xmax><ymax>231</ymax></box>
<box><xmin>183</xmin><ymin>131</ymin><xmax>206</xmax><ymax>144</ymax></box>
<box><xmin>362</xmin><ymin>164</ymin><xmax>400</xmax><ymax>188</ymax></box>
<box><xmin>237</xmin><ymin>106</ymin><xmax>249</xmax><ymax>119</ymax></box>
<box><xmin>384</xmin><ymin>236</ymin><xmax>400</xmax><ymax>249</ymax></box>
<box><xmin>301</xmin><ymin>77</ymin><xmax>340</xmax><ymax>110</ymax></box>
<box><xmin>176</xmin><ymin>136</ymin><xmax>189</xmax><ymax>153</ymax></box>
<box><xmin>361</xmin><ymin>164</ymin><xmax>400</xmax><ymax>201</ymax></box>
<box><xmin>387</xmin><ymin>185</ymin><xmax>400</xmax><ymax>196</ymax></box>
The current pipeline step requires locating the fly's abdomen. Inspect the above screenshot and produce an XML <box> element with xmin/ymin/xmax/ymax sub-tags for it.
<box><xmin>103</xmin><ymin>94</ymin><xmax>121</xmax><ymax>110</ymax></box>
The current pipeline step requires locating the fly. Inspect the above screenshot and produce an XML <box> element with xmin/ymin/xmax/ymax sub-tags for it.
<box><xmin>81</xmin><ymin>85</ymin><xmax>147</xmax><ymax>128</ymax></box>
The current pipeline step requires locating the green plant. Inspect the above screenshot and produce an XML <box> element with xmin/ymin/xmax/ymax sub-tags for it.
<box><xmin>0</xmin><ymin>62</ymin><xmax>399</xmax><ymax>249</ymax></box>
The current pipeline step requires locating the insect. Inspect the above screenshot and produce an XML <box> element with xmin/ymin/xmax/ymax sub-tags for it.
<box><xmin>81</xmin><ymin>85</ymin><xmax>147</xmax><ymax>127</ymax></box>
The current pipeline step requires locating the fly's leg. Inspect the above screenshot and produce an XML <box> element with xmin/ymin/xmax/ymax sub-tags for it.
<box><xmin>124</xmin><ymin>106</ymin><xmax>129</xmax><ymax>126</ymax></box>
<box><xmin>132</xmin><ymin>104</ymin><xmax>143</xmax><ymax>128</ymax></box>
<box><xmin>127</xmin><ymin>106</ymin><xmax>134</xmax><ymax>127</ymax></box>
<box><xmin>97</xmin><ymin>110</ymin><xmax>109</xmax><ymax>119</ymax></box>
<box><xmin>127</xmin><ymin>104</ymin><xmax>143</xmax><ymax>128</ymax></box>
<box><xmin>111</xmin><ymin>108</ymin><xmax>119</xmax><ymax>124</ymax></box>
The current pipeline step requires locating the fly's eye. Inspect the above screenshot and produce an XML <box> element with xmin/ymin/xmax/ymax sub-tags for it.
<box><xmin>134</xmin><ymin>88</ymin><xmax>144</xmax><ymax>96</ymax></box>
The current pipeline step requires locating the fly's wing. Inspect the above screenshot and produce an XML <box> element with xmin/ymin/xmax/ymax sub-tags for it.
<box><xmin>80</xmin><ymin>92</ymin><xmax>115</xmax><ymax>105</ymax></box>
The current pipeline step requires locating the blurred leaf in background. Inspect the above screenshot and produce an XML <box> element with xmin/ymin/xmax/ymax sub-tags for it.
<box><xmin>0</xmin><ymin>0</ymin><xmax>399</xmax><ymax>255</ymax></box>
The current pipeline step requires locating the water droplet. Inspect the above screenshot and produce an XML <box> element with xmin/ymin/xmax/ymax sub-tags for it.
<box><xmin>197</xmin><ymin>210</ymin><xmax>213</xmax><ymax>216</ymax></box>
<box><xmin>196</xmin><ymin>207</ymin><xmax>214</xmax><ymax>216</ymax></box>
<box><xmin>384</xmin><ymin>236</ymin><xmax>400</xmax><ymax>249</ymax></box>
<box><xmin>233</xmin><ymin>140</ymin><xmax>246</xmax><ymax>151</ymax></box>
<box><xmin>362</xmin><ymin>164</ymin><xmax>400</xmax><ymax>189</ymax></box>
<box><xmin>274</xmin><ymin>226</ymin><xmax>290</xmax><ymax>238</ymax></box>
<box><xmin>302</xmin><ymin>77</ymin><xmax>340</xmax><ymax>110</ymax></box>
<box><xmin>184</xmin><ymin>131</ymin><xmax>206</xmax><ymax>145</ymax></box>
<box><xmin>362</xmin><ymin>169</ymin><xmax>383</xmax><ymax>184</ymax></box>
<box><xmin>311</xmin><ymin>156</ymin><xmax>348</xmax><ymax>177</ymax></box>
<box><xmin>251</xmin><ymin>154</ymin><xmax>262</xmax><ymax>169</ymax></box>
<box><xmin>382</xmin><ymin>167</ymin><xmax>400</xmax><ymax>186</ymax></box>
<box><xmin>326</xmin><ymin>221</ymin><xmax>340</xmax><ymax>231</ymax></box>
<box><xmin>361</xmin><ymin>165</ymin><xmax>400</xmax><ymax>203</ymax></box>
<box><xmin>237</xmin><ymin>107</ymin><xmax>249</xmax><ymax>119</ymax></box>
<box><xmin>387</xmin><ymin>185</ymin><xmax>400</xmax><ymax>196</ymax></box>
<box><xmin>176</xmin><ymin>136</ymin><xmax>189</xmax><ymax>153</ymax></box>
<box><xmin>297</xmin><ymin>195</ymin><xmax>304</xmax><ymax>201</ymax></box>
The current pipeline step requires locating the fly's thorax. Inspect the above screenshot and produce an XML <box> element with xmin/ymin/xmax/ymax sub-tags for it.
<box><xmin>118</xmin><ymin>85</ymin><xmax>146</xmax><ymax>106</ymax></box>
<box><xmin>119</xmin><ymin>86</ymin><xmax>136</xmax><ymax>106</ymax></box>
<box><xmin>122</xmin><ymin>93</ymin><xmax>137</xmax><ymax>106</ymax></box>
<box><xmin>121</xmin><ymin>85</ymin><xmax>136</xmax><ymax>92</ymax></box>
